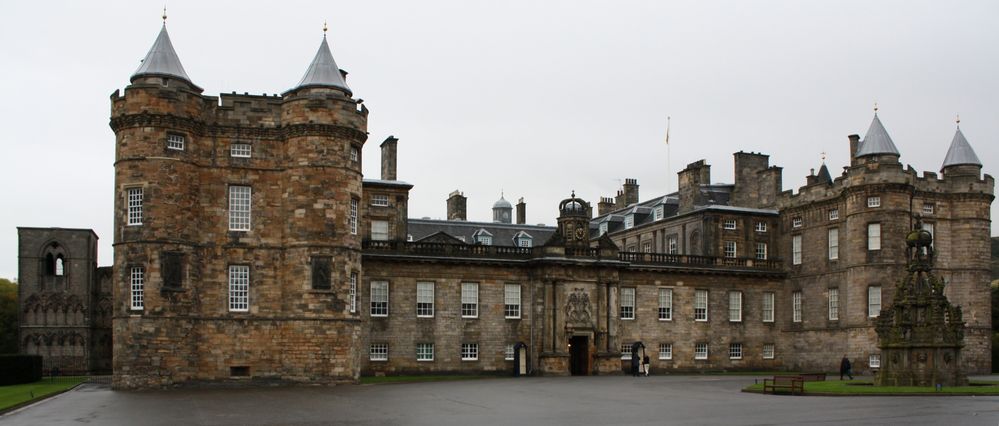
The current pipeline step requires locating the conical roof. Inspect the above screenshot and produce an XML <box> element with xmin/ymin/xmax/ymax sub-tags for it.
<box><xmin>856</xmin><ymin>114</ymin><xmax>900</xmax><ymax>157</ymax></box>
<box><xmin>941</xmin><ymin>127</ymin><xmax>982</xmax><ymax>169</ymax></box>
<box><xmin>132</xmin><ymin>24</ymin><xmax>194</xmax><ymax>84</ymax></box>
<box><xmin>816</xmin><ymin>163</ymin><xmax>832</xmax><ymax>184</ymax></box>
<box><xmin>291</xmin><ymin>36</ymin><xmax>351</xmax><ymax>94</ymax></box>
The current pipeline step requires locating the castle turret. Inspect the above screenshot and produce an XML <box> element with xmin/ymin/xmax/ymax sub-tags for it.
<box><xmin>493</xmin><ymin>193</ymin><xmax>513</xmax><ymax>223</ymax></box>
<box><xmin>556</xmin><ymin>192</ymin><xmax>592</xmax><ymax>250</ymax></box>
<box><xmin>855</xmin><ymin>112</ymin><xmax>901</xmax><ymax>164</ymax></box>
<box><xmin>941</xmin><ymin>125</ymin><xmax>982</xmax><ymax>179</ymax></box>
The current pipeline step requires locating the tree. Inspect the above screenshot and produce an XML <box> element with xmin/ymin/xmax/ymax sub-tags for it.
<box><xmin>0</xmin><ymin>278</ymin><xmax>16</xmax><ymax>354</ymax></box>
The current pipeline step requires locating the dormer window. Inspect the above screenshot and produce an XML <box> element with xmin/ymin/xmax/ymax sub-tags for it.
<box><xmin>867</xmin><ymin>196</ymin><xmax>881</xmax><ymax>208</ymax></box>
<box><xmin>723</xmin><ymin>219</ymin><xmax>737</xmax><ymax>230</ymax></box>
<box><xmin>167</xmin><ymin>134</ymin><xmax>185</xmax><ymax>150</ymax></box>
<box><xmin>792</xmin><ymin>217</ymin><xmax>803</xmax><ymax>228</ymax></box>
<box><xmin>473</xmin><ymin>229</ymin><xmax>493</xmax><ymax>246</ymax></box>
<box><xmin>513</xmin><ymin>231</ymin><xmax>533</xmax><ymax>248</ymax></box>
<box><xmin>598</xmin><ymin>222</ymin><xmax>608</xmax><ymax>236</ymax></box>
<box><xmin>654</xmin><ymin>205</ymin><xmax>664</xmax><ymax>221</ymax></box>
<box><xmin>624</xmin><ymin>215</ymin><xmax>634</xmax><ymax>229</ymax></box>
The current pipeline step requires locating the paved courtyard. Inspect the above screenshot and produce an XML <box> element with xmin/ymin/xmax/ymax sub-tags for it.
<box><xmin>3</xmin><ymin>375</ymin><xmax>998</xmax><ymax>426</ymax></box>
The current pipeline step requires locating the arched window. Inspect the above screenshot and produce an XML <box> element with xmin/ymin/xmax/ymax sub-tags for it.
<box><xmin>55</xmin><ymin>256</ymin><xmax>65</xmax><ymax>276</ymax></box>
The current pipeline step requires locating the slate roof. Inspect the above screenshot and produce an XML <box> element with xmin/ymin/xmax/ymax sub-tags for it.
<box><xmin>941</xmin><ymin>127</ymin><xmax>982</xmax><ymax>169</ymax></box>
<box><xmin>407</xmin><ymin>219</ymin><xmax>556</xmax><ymax>247</ymax></box>
<box><xmin>132</xmin><ymin>24</ymin><xmax>195</xmax><ymax>86</ymax></box>
<box><xmin>856</xmin><ymin>114</ymin><xmax>901</xmax><ymax>157</ymax></box>
<box><xmin>591</xmin><ymin>184</ymin><xmax>749</xmax><ymax>237</ymax></box>
<box><xmin>816</xmin><ymin>163</ymin><xmax>832</xmax><ymax>184</ymax></box>
<box><xmin>290</xmin><ymin>36</ymin><xmax>352</xmax><ymax>95</ymax></box>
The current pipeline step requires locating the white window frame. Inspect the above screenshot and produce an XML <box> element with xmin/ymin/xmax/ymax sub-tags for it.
<box><xmin>371</xmin><ymin>220</ymin><xmax>389</xmax><ymax>241</ymax></box>
<box><xmin>504</xmin><ymin>284</ymin><xmax>521</xmax><ymax>319</ymax></box>
<box><xmin>869</xmin><ymin>354</ymin><xmax>881</xmax><ymax>368</ymax></box>
<box><xmin>370</xmin><ymin>281</ymin><xmax>389</xmax><ymax>317</ymax></box>
<box><xmin>667</xmin><ymin>235</ymin><xmax>678</xmax><ymax>254</ymax></box>
<box><xmin>461</xmin><ymin>282</ymin><xmax>479</xmax><ymax>318</ymax></box>
<box><xmin>166</xmin><ymin>133</ymin><xmax>185</xmax><ymax>150</ymax></box>
<box><xmin>620</xmin><ymin>343</ymin><xmax>633</xmax><ymax>360</ymax></box>
<box><xmin>868</xmin><ymin>223</ymin><xmax>881</xmax><ymax>251</ymax></box>
<box><xmin>762</xmin><ymin>292</ymin><xmax>775</xmax><ymax>323</ymax></box>
<box><xmin>868</xmin><ymin>286</ymin><xmax>882</xmax><ymax>318</ymax></box>
<box><xmin>658</xmin><ymin>343</ymin><xmax>672</xmax><ymax>360</ymax></box>
<box><xmin>228</xmin><ymin>186</ymin><xmax>252</xmax><ymax>231</ymax></box>
<box><xmin>828</xmin><ymin>228</ymin><xmax>839</xmax><ymax>260</ymax></box>
<box><xmin>694</xmin><ymin>289</ymin><xmax>708</xmax><ymax>322</ymax></box>
<box><xmin>416</xmin><ymin>343</ymin><xmax>434</xmax><ymax>361</ymax></box>
<box><xmin>230</xmin><ymin>143</ymin><xmax>251</xmax><ymax>158</ymax></box>
<box><xmin>729</xmin><ymin>343</ymin><xmax>743</xmax><ymax>360</ymax></box>
<box><xmin>371</xmin><ymin>194</ymin><xmax>389</xmax><ymax>207</ymax></box>
<box><xmin>792</xmin><ymin>291</ymin><xmax>802</xmax><ymax>323</ymax></box>
<box><xmin>642</xmin><ymin>241</ymin><xmax>652</xmax><ymax>253</ymax></box>
<box><xmin>724</xmin><ymin>241</ymin><xmax>737</xmax><ymax>258</ymax></box>
<box><xmin>694</xmin><ymin>343</ymin><xmax>708</xmax><ymax>360</ymax></box>
<box><xmin>723</xmin><ymin>219</ymin><xmax>737</xmax><ymax>230</ymax></box>
<box><xmin>828</xmin><ymin>288</ymin><xmax>839</xmax><ymax>321</ymax></box>
<box><xmin>461</xmin><ymin>343</ymin><xmax>479</xmax><ymax>361</ymax></box>
<box><xmin>763</xmin><ymin>343</ymin><xmax>775</xmax><ymax>359</ymax></box>
<box><xmin>792</xmin><ymin>235</ymin><xmax>802</xmax><ymax>265</ymax></box>
<box><xmin>867</xmin><ymin>196</ymin><xmax>881</xmax><ymax>208</ymax></box>
<box><xmin>228</xmin><ymin>265</ymin><xmax>249</xmax><ymax>312</ymax></box>
<box><xmin>349</xmin><ymin>272</ymin><xmax>357</xmax><ymax>313</ymax></box>
<box><xmin>654</xmin><ymin>205</ymin><xmax>664</xmax><ymax>221</ymax></box>
<box><xmin>126</xmin><ymin>187</ymin><xmax>143</xmax><ymax>226</ymax></box>
<box><xmin>755</xmin><ymin>242</ymin><xmax>767</xmax><ymax>260</ymax></box>
<box><xmin>369</xmin><ymin>343</ymin><xmax>388</xmax><ymax>361</ymax></box>
<box><xmin>728</xmin><ymin>291</ymin><xmax>742</xmax><ymax>322</ymax></box>
<box><xmin>658</xmin><ymin>288</ymin><xmax>672</xmax><ymax>321</ymax></box>
<box><xmin>478</xmin><ymin>235</ymin><xmax>492</xmax><ymax>246</ymax></box>
<box><xmin>922</xmin><ymin>203</ymin><xmax>934</xmax><ymax>215</ymax></box>
<box><xmin>624</xmin><ymin>215</ymin><xmax>634</xmax><ymax>229</ymax></box>
<box><xmin>130</xmin><ymin>266</ymin><xmax>144</xmax><ymax>310</ymax></box>
<box><xmin>349</xmin><ymin>198</ymin><xmax>358</xmax><ymax>235</ymax></box>
<box><xmin>620</xmin><ymin>287</ymin><xmax>636</xmax><ymax>320</ymax></box>
<box><xmin>505</xmin><ymin>344</ymin><xmax>515</xmax><ymax>361</ymax></box>
<box><xmin>416</xmin><ymin>281</ymin><xmax>435</xmax><ymax>318</ymax></box>
<box><xmin>349</xmin><ymin>146</ymin><xmax>359</xmax><ymax>162</ymax></box>
<box><xmin>598</xmin><ymin>222</ymin><xmax>608</xmax><ymax>236</ymax></box>
<box><xmin>792</xmin><ymin>217</ymin><xmax>802</xmax><ymax>228</ymax></box>
<box><xmin>828</xmin><ymin>208</ymin><xmax>839</xmax><ymax>220</ymax></box>
<box><xmin>518</xmin><ymin>237</ymin><xmax>533</xmax><ymax>248</ymax></box>
<box><xmin>755</xmin><ymin>222</ymin><xmax>767</xmax><ymax>233</ymax></box>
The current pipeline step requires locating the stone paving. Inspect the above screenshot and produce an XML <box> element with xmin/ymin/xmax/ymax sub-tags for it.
<box><xmin>3</xmin><ymin>375</ymin><xmax>998</xmax><ymax>426</ymax></box>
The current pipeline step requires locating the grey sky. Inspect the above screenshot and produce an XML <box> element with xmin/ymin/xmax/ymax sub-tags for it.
<box><xmin>1</xmin><ymin>0</ymin><xmax>996</xmax><ymax>280</ymax></box>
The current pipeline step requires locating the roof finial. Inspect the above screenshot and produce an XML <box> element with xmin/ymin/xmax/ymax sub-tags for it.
<box><xmin>323</xmin><ymin>20</ymin><xmax>328</xmax><ymax>37</ymax></box>
<box><xmin>874</xmin><ymin>101</ymin><xmax>879</xmax><ymax>115</ymax></box>
<box><xmin>821</xmin><ymin>151</ymin><xmax>827</xmax><ymax>163</ymax></box>
<box><xmin>571</xmin><ymin>190</ymin><xmax>576</xmax><ymax>198</ymax></box>
<box><xmin>956</xmin><ymin>114</ymin><xmax>961</xmax><ymax>128</ymax></box>
<box><xmin>162</xmin><ymin>6</ymin><xmax>167</xmax><ymax>25</ymax></box>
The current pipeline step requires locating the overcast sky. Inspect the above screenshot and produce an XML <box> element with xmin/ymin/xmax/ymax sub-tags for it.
<box><xmin>1</xmin><ymin>0</ymin><xmax>996</xmax><ymax>280</ymax></box>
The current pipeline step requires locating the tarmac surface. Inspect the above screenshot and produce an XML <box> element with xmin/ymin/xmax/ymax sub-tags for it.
<box><xmin>3</xmin><ymin>375</ymin><xmax>998</xmax><ymax>426</ymax></box>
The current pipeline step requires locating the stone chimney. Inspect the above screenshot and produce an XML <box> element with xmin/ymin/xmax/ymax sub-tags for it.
<box><xmin>516</xmin><ymin>198</ymin><xmax>526</xmax><ymax>224</ymax></box>
<box><xmin>621</xmin><ymin>179</ymin><xmax>639</xmax><ymax>206</ymax></box>
<box><xmin>597</xmin><ymin>197</ymin><xmax>616</xmax><ymax>216</ymax></box>
<box><xmin>447</xmin><ymin>190</ymin><xmax>466</xmax><ymax>221</ymax></box>
<box><xmin>380</xmin><ymin>136</ymin><xmax>398</xmax><ymax>181</ymax></box>
<box><xmin>678</xmin><ymin>160</ymin><xmax>711</xmax><ymax>214</ymax></box>
<box><xmin>731</xmin><ymin>151</ymin><xmax>770</xmax><ymax>207</ymax></box>
<box><xmin>848</xmin><ymin>134</ymin><xmax>861</xmax><ymax>166</ymax></box>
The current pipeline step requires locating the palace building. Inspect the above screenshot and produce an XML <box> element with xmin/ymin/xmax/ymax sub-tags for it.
<box><xmin>18</xmin><ymin>22</ymin><xmax>994</xmax><ymax>388</ymax></box>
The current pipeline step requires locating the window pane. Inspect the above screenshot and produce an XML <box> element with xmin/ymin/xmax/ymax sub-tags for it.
<box><xmin>229</xmin><ymin>186</ymin><xmax>252</xmax><ymax>231</ymax></box>
<box><xmin>504</xmin><ymin>284</ymin><xmax>521</xmax><ymax>318</ymax></box>
<box><xmin>371</xmin><ymin>281</ymin><xmax>389</xmax><ymax>316</ymax></box>
<box><xmin>620</xmin><ymin>287</ymin><xmax>635</xmax><ymax>319</ymax></box>
<box><xmin>868</xmin><ymin>224</ymin><xmax>881</xmax><ymax>250</ymax></box>
<box><xmin>828</xmin><ymin>228</ymin><xmax>839</xmax><ymax>260</ymax></box>
<box><xmin>868</xmin><ymin>286</ymin><xmax>881</xmax><ymax>317</ymax></box>
<box><xmin>371</xmin><ymin>220</ymin><xmax>389</xmax><ymax>241</ymax></box>
<box><xmin>127</xmin><ymin>188</ymin><xmax>143</xmax><ymax>226</ymax></box>
<box><xmin>828</xmin><ymin>288</ymin><xmax>839</xmax><ymax>320</ymax></box>
<box><xmin>728</xmin><ymin>291</ymin><xmax>742</xmax><ymax>322</ymax></box>
<box><xmin>130</xmin><ymin>267</ymin><xmax>144</xmax><ymax>310</ymax></box>
<box><xmin>792</xmin><ymin>291</ymin><xmax>802</xmax><ymax>323</ymax></box>
<box><xmin>228</xmin><ymin>265</ymin><xmax>249</xmax><ymax>312</ymax></box>
<box><xmin>658</xmin><ymin>343</ymin><xmax>672</xmax><ymax>360</ymax></box>
<box><xmin>762</xmin><ymin>292</ymin><xmax>774</xmax><ymax>322</ymax></box>
<box><xmin>462</xmin><ymin>283</ymin><xmax>478</xmax><ymax>317</ymax></box>
<box><xmin>230</xmin><ymin>143</ymin><xmax>251</xmax><ymax>158</ymax></box>
<box><xmin>349</xmin><ymin>199</ymin><xmax>358</xmax><ymax>235</ymax></box>
<box><xmin>694</xmin><ymin>290</ymin><xmax>708</xmax><ymax>321</ymax></box>
<box><xmin>417</xmin><ymin>282</ymin><xmax>434</xmax><ymax>317</ymax></box>
<box><xmin>658</xmin><ymin>288</ymin><xmax>672</xmax><ymax>320</ymax></box>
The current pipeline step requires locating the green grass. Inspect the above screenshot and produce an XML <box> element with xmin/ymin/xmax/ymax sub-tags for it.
<box><xmin>0</xmin><ymin>377</ymin><xmax>87</xmax><ymax>412</ymax></box>
<box><xmin>745</xmin><ymin>379</ymin><xmax>999</xmax><ymax>395</ymax></box>
<box><xmin>360</xmin><ymin>375</ymin><xmax>497</xmax><ymax>385</ymax></box>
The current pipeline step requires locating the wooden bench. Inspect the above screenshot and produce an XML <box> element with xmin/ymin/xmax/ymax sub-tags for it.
<box><xmin>763</xmin><ymin>375</ymin><xmax>804</xmax><ymax>395</ymax></box>
<box><xmin>799</xmin><ymin>373</ymin><xmax>826</xmax><ymax>382</ymax></box>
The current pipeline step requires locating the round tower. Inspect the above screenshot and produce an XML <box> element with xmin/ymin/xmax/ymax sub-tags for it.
<box><xmin>492</xmin><ymin>193</ymin><xmax>513</xmax><ymax>223</ymax></box>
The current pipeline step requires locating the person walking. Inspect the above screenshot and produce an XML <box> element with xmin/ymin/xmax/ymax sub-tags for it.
<box><xmin>643</xmin><ymin>354</ymin><xmax>650</xmax><ymax>376</ymax></box>
<box><xmin>839</xmin><ymin>355</ymin><xmax>853</xmax><ymax>380</ymax></box>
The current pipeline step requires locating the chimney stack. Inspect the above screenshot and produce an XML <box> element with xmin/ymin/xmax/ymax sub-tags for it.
<box><xmin>848</xmin><ymin>134</ymin><xmax>860</xmax><ymax>166</ymax></box>
<box><xmin>622</xmin><ymin>179</ymin><xmax>639</xmax><ymax>206</ymax></box>
<box><xmin>678</xmin><ymin>160</ymin><xmax>711</xmax><ymax>214</ymax></box>
<box><xmin>516</xmin><ymin>198</ymin><xmax>526</xmax><ymax>224</ymax></box>
<box><xmin>598</xmin><ymin>197</ymin><xmax>616</xmax><ymax>216</ymax></box>
<box><xmin>447</xmin><ymin>190</ymin><xmax>467</xmax><ymax>221</ymax></box>
<box><xmin>381</xmin><ymin>136</ymin><xmax>398</xmax><ymax>181</ymax></box>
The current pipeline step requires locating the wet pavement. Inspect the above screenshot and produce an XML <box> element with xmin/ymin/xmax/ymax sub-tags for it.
<box><xmin>2</xmin><ymin>375</ymin><xmax>998</xmax><ymax>425</ymax></box>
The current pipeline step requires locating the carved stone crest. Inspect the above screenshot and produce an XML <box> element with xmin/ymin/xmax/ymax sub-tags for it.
<box><xmin>564</xmin><ymin>288</ymin><xmax>592</xmax><ymax>326</ymax></box>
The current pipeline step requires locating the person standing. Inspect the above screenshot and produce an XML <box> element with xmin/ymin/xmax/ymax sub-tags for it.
<box><xmin>643</xmin><ymin>354</ymin><xmax>650</xmax><ymax>376</ymax></box>
<box><xmin>839</xmin><ymin>355</ymin><xmax>853</xmax><ymax>380</ymax></box>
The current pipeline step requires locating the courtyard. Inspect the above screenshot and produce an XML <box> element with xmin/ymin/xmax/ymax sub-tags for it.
<box><xmin>3</xmin><ymin>375</ymin><xmax>998</xmax><ymax>426</ymax></box>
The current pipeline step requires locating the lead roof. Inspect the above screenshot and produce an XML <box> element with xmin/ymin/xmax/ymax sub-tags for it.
<box><xmin>132</xmin><ymin>25</ymin><xmax>195</xmax><ymax>85</ymax></box>
<box><xmin>291</xmin><ymin>36</ymin><xmax>352</xmax><ymax>95</ymax></box>
<box><xmin>941</xmin><ymin>127</ymin><xmax>982</xmax><ymax>169</ymax></box>
<box><xmin>855</xmin><ymin>114</ymin><xmax>901</xmax><ymax>157</ymax></box>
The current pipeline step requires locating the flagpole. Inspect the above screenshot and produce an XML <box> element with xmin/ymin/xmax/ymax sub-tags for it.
<box><xmin>665</xmin><ymin>116</ymin><xmax>671</xmax><ymax>193</ymax></box>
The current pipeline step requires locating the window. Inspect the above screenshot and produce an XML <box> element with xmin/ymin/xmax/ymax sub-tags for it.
<box><xmin>228</xmin><ymin>186</ymin><xmax>251</xmax><ymax>231</ymax></box>
<box><xmin>598</xmin><ymin>222</ymin><xmax>608</xmax><ymax>236</ymax></box>
<box><xmin>416</xmin><ymin>343</ymin><xmax>434</xmax><ymax>361</ymax></box>
<box><xmin>518</xmin><ymin>237</ymin><xmax>533</xmax><ymax>248</ymax></box>
<box><xmin>868</xmin><ymin>223</ymin><xmax>881</xmax><ymax>251</ymax></box>
<box><xmin>922</xmin><ymin>222</ymin><xmax>934</xmax><ymax>249</ymax></box>
<box><xmin>371</xmin><ymin>220</ymin><xmax>389</xmax><ymax>241</ymax></box>
<box><xmin>828</xmin><ymin>209</ymin><xmax>839</xmax><ymax>220</ymax></box>
<box><xmin>792</xmin><ymin>217</ymin><xmax>802</xmax><ymax>228</ymax></box>
<box><xmin>349</xmin><ymin>272</ymin><xmax>357</xmax><ymax>313</ymax></box>
<box><xmin>828</xmin><ymin>228</ymin><xmax>839</xmax><ymax>260</ymax></box>
<box><xmin>624</xmin><ymin>215</ymin><xmax>634</xmax><ymax>229</ymax></box>
<box><xmin>792</xmin><ymin>235</ymin><xmax>802</xmax><ymax>265</ymax></box>
<box><xmin>461</xmin><ymin>343</ymin><xmax>478</xmax><ymax>361</ymax></box>
<box><xmin>792</xmin><ymin>291</ymin><xmax>802</xmax><ymax>323</ymax></box>
<box><xmin>762</xmin><ymin>344</ymin><xmax>775</xmax><ymax>359</ymax></box>
<box><xmin>868</xmin><ymin>286</ymin><xmax>881</xmax><ymax>318</ymax></box>
<box><xmin>724</xmin><ymin>241</ymin><xmax>737</xmax><ymax>258</ymax></box>
<box><xmin>828</xmin><ymin>288</ymin><xmax>839</xmax><ymax>321</ymax></box>
<box><xmin>729</xmin><ymin>343</ymin><xmax>743</xmax><ymax>359</ymax></box>
<box><xmin>640</xmin><ymin>241</ymin><xmax>651</xmax><ymax>253</ymax></box>
<box><xmin>416</xmin><ymin>282</ymin><xmax>434</xmax><ymax>317</ymax></box>
<box><xmin>461</xmin><ymin>282</ymin><xmax>478</xmax><ymax>318</ymax></box>
<box><xmin>755</xmin><ymin>222</ymin><xmax>767</xmax><ymax>233</ymax></box>
<box><xmin>54</xmin><ymin>256</ymin><xmax>64</xmax><ymax>276</ymax></box>
<box><xmin>654</xmin><ymin>205</ymin><xmax>664</xmax><ymax>221</ymax></box>
<box><xmin>658</xmin><ymin>343</ymin><xmax>672</xmax><ymax>360</ymax></box>
<box><xmin>310</xmin><ymin>257</ymin><xmax>332</xmax><ymax>290</ymax></box>
<box><xmin>867</xmin><ymin>196</ymin><xmax>881</xmax><ymax>208</ymax></box>
<box><xmin>166</xmin><ymin>133</ymin><xmax>185</xmax><ymax>150</ymax></box>
<box><xmin>755</xmin><ymin>242</ymin><xmax>767</xmax><ymax>260</ymax></box>
<box><xmin>230</xmin><ymin>143</ymin><xmax>251</xmax><ymax>158</ymax></box>
<box><xmin>228</xmin><ymin>265</ymin><xmax>249</xmax><ymax>312</ymax></box>
<box><xmin>407</xmin><ymin>234</ymin><xmax>413</xmax><ymax>242</ymax></box>
<box><xmin>370</xmin><ymin>343</ymin><xmax>388</xmax><ymax>361</ymax></box>
<box><xmin>620</xmin><ymin>343</ymin><xmax>632</xmax><ymax>360</ymax></box>
<box><xmin>370</xmin><ymin>281</ymin><xmax>388</xmax><ymax>317</ymax></box>
<box><xmin>869</xmin><ymin>354</ymin><xmax>881</xmax><ymax>368</ymax></box>
<box><xmin>161</xmin><ymin>252</ymin><xmax>183</xmax><ymax>289</ymax></box>
<box><xmin>694</xmin><ymin>343</ymin><xmax>708</xmax><ymax>360</ymax></box>
<box><xmin>349</xmin><ymin>199</ymin><xmax>358</xmax><ymax>235</ymax></box>
<box><xmin>127</xmin><ymin>187</ymin><xmax>143</xmax><ymax>226</ymax></box>
<box><xmin>130</xmin><ymin>266</ymin><xmax>144</xmax><ymax>310</ymax></box>
<box><xmin>505</xmin><ymin>344</ymin><xmax>515</xmax><ymax>361</ymax></box>
<box><xmin>728</xmin><ymin>291</ymin><xmax>742</xmax><ymax>322</ymax></box>
<box><xmin>504</xmin><ymin>284</ymin><xmax>521</xmax><ymax>319</ymax></box>
<box><xmin>658</xmin><ymin>288</ymin><xmax>672</xmax><ymax>321</ymax></box>
<box><xmin>349</xmin><ymin>146</ymin><xmax>359</xmax><ymax>162</ymax></box>
<box><xmin>694</xmin><ymin>289</ymin><xmax>708</xmax><ymax>321</ymax></box>
<box><xmin>478</xmin><ymin>235</ymin><xmax>492</xmax><ymax>245</ymax></box>
<box><xmin>762</xmin><ymin>292</ymin><xmax>774</xmax><ymax>322</ymax></box>
<box><xmin>723</xmin><ymin>219</ymin><xmax>737</xmax><ymax>230</ymax></box>
<box><xmin>620</xmin><ymin>287</ymin><xmax>636</xmax><ymax>320</ymax></box>
<box><xmin>922</xmin><ymin>203</ymin><xmax>935</xmax><ymax>215</ymax></box>
<box><xmin>371</xmin><ymin>195</ymin><xmax>389</xmax><ymax>207</ymax></box>
<box><xmin>667</xmin><ymin>235</ymin><xmax>678</xmax><ymax>254</ymax></box>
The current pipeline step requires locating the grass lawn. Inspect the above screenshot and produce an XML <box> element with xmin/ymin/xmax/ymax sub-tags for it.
<box><xmin>744</xmin><ymin>379</ymin><xmax>999</xmax><ymax>395</ymax></box>
<box><xmin>360</xmin><ymin>375</ymin><xmax>498</xmax><ymax>385</ymax></box>
<box><xmin>0</xmin><ymin>377</ymin><xmax>87</xmax><ymax>412</ymax></box>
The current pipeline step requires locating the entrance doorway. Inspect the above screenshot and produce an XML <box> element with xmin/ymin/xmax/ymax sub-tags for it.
<box><xmin>569</xmin><ymin>335</ymin><xmax>589</xmax><ymax>376</ymax></box>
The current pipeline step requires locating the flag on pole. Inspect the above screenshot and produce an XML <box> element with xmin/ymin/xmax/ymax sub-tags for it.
<box><xmin>665</xmin><ymin>116</ymin><xmax>671</xmax><ymax>145</ymax></box>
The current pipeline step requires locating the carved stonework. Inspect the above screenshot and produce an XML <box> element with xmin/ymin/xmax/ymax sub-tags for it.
<box><xmin>564</xmin><ymin>288</ymin><xmax>593</xmax><ymax>327</ymax></box>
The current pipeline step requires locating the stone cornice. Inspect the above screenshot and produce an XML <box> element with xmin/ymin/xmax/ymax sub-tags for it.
<box><xmin>109</xmin><ymin>113</ymin><xmax>367</xmax><ymax>142</ymax></box>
